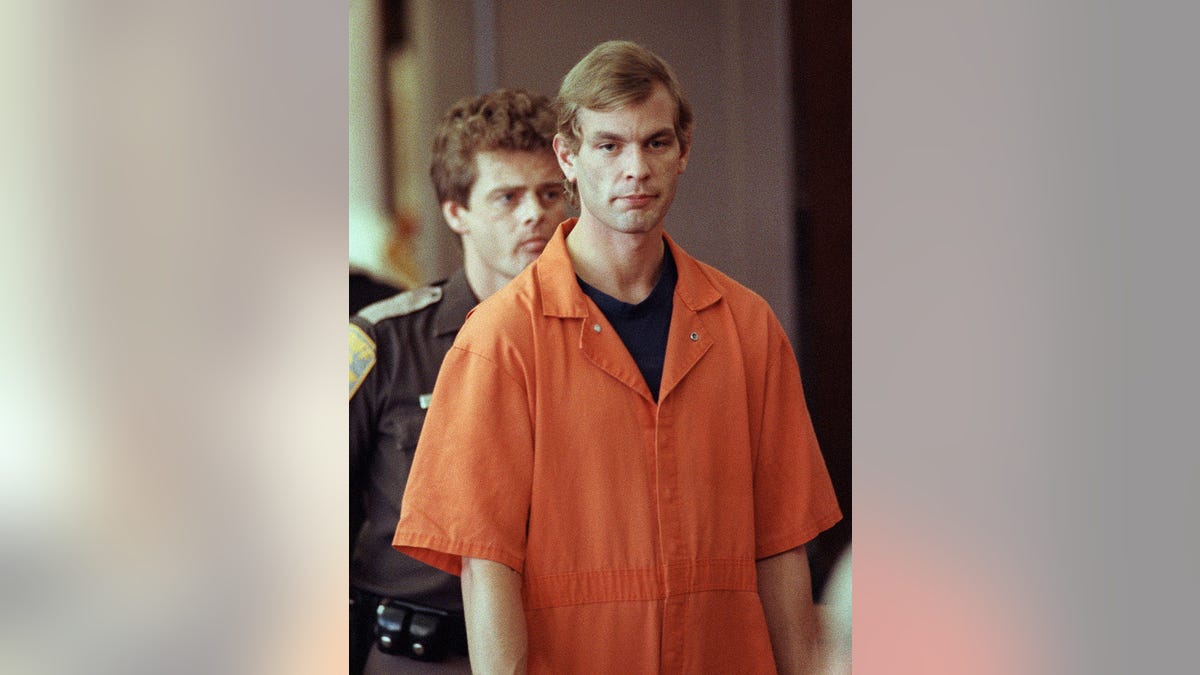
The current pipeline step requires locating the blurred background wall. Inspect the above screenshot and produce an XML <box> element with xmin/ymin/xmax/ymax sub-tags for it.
<box><xmin>349</xmin><ymin>0</ymin><xmax>850</xmax><ymax>592</ymax></box>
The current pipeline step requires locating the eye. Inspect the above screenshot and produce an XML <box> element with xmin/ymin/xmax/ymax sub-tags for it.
<box><xmin>598</xmin><ymin>143</ymin><xmax>617</xmax><ymax>152</ymax></box>
<box><xmin>498</xmin><ymin>192</ymin><xmax>517</xmax><ymax>203</ymax></box>
<box><xmin>543</xmin><ymin>187</ymin><xmax>563</xmax><ymax>202</ymax></box>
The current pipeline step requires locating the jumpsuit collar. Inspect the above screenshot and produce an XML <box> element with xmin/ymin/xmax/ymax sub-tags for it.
<box><xmin>536</xmin><ymin>219</ymin><xmax>723</xmax><ymax>319</ymax></box>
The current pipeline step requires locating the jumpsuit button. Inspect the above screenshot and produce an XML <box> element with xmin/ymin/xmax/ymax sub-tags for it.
<box><xmin>593</xmin><ymin>324</ymin><xmax>602</xmax><ymax>332</ymax></box>
<box><xmin>690</xmin><ymin>332</ymin><xmax>700</xmax><ymax>341</ymax></box>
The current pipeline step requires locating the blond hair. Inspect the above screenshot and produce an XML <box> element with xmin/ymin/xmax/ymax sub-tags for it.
<box><xmin>555</xmin><ymin>41</ymin><xmax>693</xmax><ymax>203</ymax></box>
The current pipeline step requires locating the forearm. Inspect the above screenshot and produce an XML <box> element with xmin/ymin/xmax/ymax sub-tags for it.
<box><xmin>757</xmin><ymin>547</ymin><xmax>821</xmax><ymax>675</ymax></box>
<box><xmin>461</xmin><ymin>556</ymin><xmax>527</xmax><ymax>674</ymax></box>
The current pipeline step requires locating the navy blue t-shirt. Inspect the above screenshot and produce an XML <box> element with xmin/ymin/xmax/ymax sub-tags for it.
<box><xmin>578</xmin><ymin>246</ymin><xmax>677</xmax><ymax>401</ymax></box>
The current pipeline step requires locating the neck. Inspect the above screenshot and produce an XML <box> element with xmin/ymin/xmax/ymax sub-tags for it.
<box><xmin>566</xmin><ymin>216</ymin><xmax>665</xmax><ymax>304</ymax></box>
<box><xmin>461</xmin><ymin>253</ymin><xmax>504</xmax><ymax>301</ymax></box>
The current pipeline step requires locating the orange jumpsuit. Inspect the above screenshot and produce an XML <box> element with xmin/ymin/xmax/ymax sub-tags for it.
<box><xmin>394</xmin><ymin>219</ymin><xmax>842</xmax><ymax>673</ymax></box>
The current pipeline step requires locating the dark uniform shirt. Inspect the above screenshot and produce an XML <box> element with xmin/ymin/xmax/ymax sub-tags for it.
<box><xmin>349</xmin><ymin>269</ymin><xmax>478</xmax><ymax>610</ymax></box>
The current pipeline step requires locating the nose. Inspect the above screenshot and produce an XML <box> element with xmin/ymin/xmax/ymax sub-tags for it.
<box><xmin>517</xmin><ymin>191</ymin><xmax>545</xmax><ymax>228</ymax></box>
<box><xmin>622</xmin><ymin>146</ymin><xmax>651</xmax><ymax>182</ymax></box>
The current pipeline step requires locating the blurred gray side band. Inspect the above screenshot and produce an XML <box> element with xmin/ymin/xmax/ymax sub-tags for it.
<box><xmin>856</xmin><ymin>1</ymin><xmax>1200</xmax><ymax>672</ymax></box>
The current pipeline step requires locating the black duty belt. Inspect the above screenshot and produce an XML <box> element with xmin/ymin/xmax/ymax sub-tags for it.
<box><xmin>351</xmin><ymin>588</ymin><xmax>468</xmax><ymax>662</ymax></box>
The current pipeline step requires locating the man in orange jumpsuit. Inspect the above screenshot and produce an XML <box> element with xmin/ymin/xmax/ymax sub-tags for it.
<box><xmin>394</xmin><ymin>40</ymin><xmax>842</xmax><ymax>673</ymax></box>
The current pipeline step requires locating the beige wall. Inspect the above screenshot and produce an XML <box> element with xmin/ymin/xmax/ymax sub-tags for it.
<box><xmin>348</xmin><ymin>0</ymin><xmax>389</xmax><ymax>276</ymax></box>
<box><xmin>352</xmin><ymin>0</ymin><xmax>798</xmax><ymax>341</ymax></box>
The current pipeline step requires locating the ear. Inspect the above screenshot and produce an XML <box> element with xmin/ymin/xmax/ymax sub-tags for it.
<box><xmin>678</xmin><ymin>130</ymin><xmax>692</xmax><ymax>175</ymax></box>
<box><xmin>442</xmin><ymin>200</ymin><xmax>469</xmax><ymax>235</ymax></box>
<box><xmin>553</xmin><ymin>134</ymin><xmax>577</xmax><ymax>182</ymax></box>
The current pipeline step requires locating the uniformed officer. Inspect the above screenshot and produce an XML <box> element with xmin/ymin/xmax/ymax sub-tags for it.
<box><xmin>349</xmin><ymin>88</ymin><xmax>567</xmax><ymax>674</ymax></box>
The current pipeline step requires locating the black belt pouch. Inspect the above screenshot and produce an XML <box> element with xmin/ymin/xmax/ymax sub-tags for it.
<box><xmin>375</xmin><ymin>599</ymin><xmax>467</xmax><ymax>661</ymax></box>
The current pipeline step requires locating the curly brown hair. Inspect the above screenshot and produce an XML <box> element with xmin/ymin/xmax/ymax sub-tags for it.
<box><xmin>430</xmin><ymin>88</ymin><xmax>557</xmax><ymax>206</ymax></box>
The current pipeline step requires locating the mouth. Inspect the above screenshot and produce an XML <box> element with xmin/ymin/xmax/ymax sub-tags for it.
<box><xmin>617</xmin><ymin>193</ymin><xmax>656</xmax><ymax>207</ymax></box>
<box><xmin>519</xmin><ymin>238</ymin><xmax>548</xmax><ymax>253</ymax></box>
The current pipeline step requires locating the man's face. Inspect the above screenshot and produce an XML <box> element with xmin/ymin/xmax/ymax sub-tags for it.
<box><xmin>556</xmin><ymin>84</ymin><xmax>689</xmax><ymax>236</ymax></box>
<box><xmin>444</xmin><ymin>149</ymin><xmax>566</xmax><ymax>297</ymax></box>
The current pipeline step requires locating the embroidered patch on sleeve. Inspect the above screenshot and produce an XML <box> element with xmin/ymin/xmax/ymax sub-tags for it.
<box><xmin>349</xmin><ymin>324</ymin><xmax>376</xmax><ymax>399</ymax></box>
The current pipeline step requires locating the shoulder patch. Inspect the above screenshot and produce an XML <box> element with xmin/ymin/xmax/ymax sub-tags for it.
<box><xmin>358</xmin><ymin>286</ymin><xmax>443</xmax><ymax>323</ymax></box>
<box><xmin>349</xmin><ymin>324</ymin><xmax>376</xmax><ymax>399</ymax></box>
